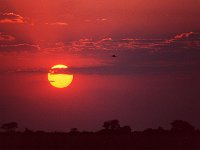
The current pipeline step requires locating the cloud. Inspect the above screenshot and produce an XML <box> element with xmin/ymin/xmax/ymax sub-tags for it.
<box><xmin>41</xmin><ymin>32</ymin><xmax>200</xmax><ymax>54</ymax></box>
<box><xmin>0</xmin><ymin>13</ymin><xmax>25</xmax><ymax>24</ymax></box>
<box><xmin>174</xmin><ymin>32</ymin><xmax>194</xmax><ymax>40</ymax></box>
<box><xmin>0</xmin><ymin>33</ymin><xmax>15</xmax><ymax>41</ymax></box>
<box><xmin>64</xmin><ymin>37</ymin><xmax>161</xmax><ymax>52</ymax></box>
<box><xmin>96</xmin><ymin>18</ymin><xmax>109</xmax><ymax>22</ymax></box>
<box><xmin>45</xmin><ymin>22</ymin><xmax>68</xmax><ymax>26</ymax></box>
<box><xmin>0</xmin><ymin>34</ymin><xmax>199</xmax><ymax>75</ymax></box>
<box><xmin>0</xmin><ymin>44</ymin><xmax>40</xmax><ymax>52</ymax></box>
<box><xmin>159</xmin><ymin>32</ymin><xmax>200</xmax><ymax>51</ymax></box>
<box><xmin>85</xmin><ymin>18</ymin><xmax>110</xmax><ymax>23</ymax></box>
<box><xmin>166</xmin><ymin>32</ymin><xmax>200</xmax><ymax>43</ymax></box>
<box><xmin>1</xmin><ymin>31</ymin><xmax>199</xmax><ymax>74</ymax></box>
<box><xmin>39</xmin><ymin>32</ymin><xmax>200</xmax><ymax>74</ymax></box>
<box><xmin>0</xmin><ymin>12</ymin><xmax>69</xmax><ymax>27</ymax></box>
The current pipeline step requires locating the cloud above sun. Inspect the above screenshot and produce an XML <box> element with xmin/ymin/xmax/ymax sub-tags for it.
<box><xmin>45</xmin><ymin>22</ymin><xmax>68</xmax><ymax>26</ymax></box>
<box><xmin>0</xmin><ymin>32</ymin><xmax>15</xmax><ymax>41</ymax></box>
<box><xmin>0</xmin><ymin>43</ymin><xmax>40</xmax><ymax>52</ymax></box>
<box><xmin>1</xmin><ymin>30</ymin><xmax>200</xmax><ymax>75</ymax></box>
<box><xmin>1</xmin><ymin>30</ymin><xmax>200</xmax><ymax>54</ymax></box>
<box><xmin>0</xmin><ymin>12</ymin><xmax>25</xmax><ymax>24</ymax></box>
<box><xmin>40</xmin><ymin>32</ymin><xmax>200</xmax><ymax>52</ymax></box>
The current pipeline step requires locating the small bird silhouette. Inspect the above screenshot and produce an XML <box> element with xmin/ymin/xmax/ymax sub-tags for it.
<box><xmin>112</xmin><ymin>54</ymin><xmax>117</xmax><ymax>58</ymax></box>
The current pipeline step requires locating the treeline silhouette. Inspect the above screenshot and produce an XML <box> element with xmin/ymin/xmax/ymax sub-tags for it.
<box><xmin>0</xmin><ymin>120</ymin><xmax>200</xmax><ymax>149</ymax></box>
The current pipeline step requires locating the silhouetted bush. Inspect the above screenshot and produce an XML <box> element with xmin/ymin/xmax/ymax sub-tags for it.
<box><xmin>103</xmin><ymin>120</ymin><xmax>120</xmax><ymax>130</ymax></box>
<box><xmin>1</xmin><ymin>122</ymin><xmax>18</xmax><ymax>132</ymax></box>
<box><xmin>171</xmin><ymin>120</ymin><xmax>196</xmax><ymax>134</ymax></box>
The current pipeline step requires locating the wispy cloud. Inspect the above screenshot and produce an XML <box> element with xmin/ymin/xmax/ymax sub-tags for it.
<box><xmin>0</xmin><ymin>43</ymin><xmax>40</xmax><ymax>52</ymax></box>
<box><xmin>0</xmin><ymin>12</ymin><xmax>69</xmax><ymax>27</ymax></box>
<box><xmin>165</xmin><ymin>32</ymin><xmax>200</xmax><ymax>43</ymax></box>
<box><xmin>1</xmin><ymin>31</ymin><xmax>199</xmax><ymax>54</ymax></box>
<box><xmin>45</xmin><ymin>22</ymin><xmax>68</xmax><ymax>26</ymax></box>
<box><xmin>1</xmin><ymin>31</ymin><xmax>200</xmax><ymax>74</ymax></box>
<box><xmin>85</xmin><ymin>18</ymin><xmax>110</xmax><ymax>23</ymax></box>
<box><xmin>0</xmin><ymin>33</ymin><xmax>15</xmax><ymax>41</ymax></box>
<box><xmin>0</xmin><ymin>12</ymin><xmax>25</xmax><ymax>24</ymax></box>
<box><xmin>37</xmin><ymin>32</ymin><xmax>200</xmax><ymax>74</ymax></box>
<box><xmin>38</xmin><ymin>32</ymin><xmax>200</xmax><ymax>54</ymax></box>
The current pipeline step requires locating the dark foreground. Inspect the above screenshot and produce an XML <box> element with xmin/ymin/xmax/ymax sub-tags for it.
<box><xmin>0</xmin><ymin>131</ymin><xmax>200</xmax><ymax>150</ymax></box>
<box><xmin>1</xmin><ymin>120</ymin><xmax>200</xmax><ymax>149</ymax></box>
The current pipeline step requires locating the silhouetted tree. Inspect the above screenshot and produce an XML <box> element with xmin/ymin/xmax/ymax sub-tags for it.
<box><xmin>103</xmin><ymin>121</ymin><xmax>110</xmax><ymax>130</ymax></box>
<box><xmin>1</xmin><ymin>122</ymin><xmax>18</xmax><ymax>132</ymax></box>
<box><xmin>103</xmin><ymin>120</ymin><xmax>120</xmax><ymax>130</ymax></box>
<box><xmin>69</xmin><ymin>128</ymin><xmax>80</xmax><ymax>135</ymax></box>
<box><xmin>171</xmin><ymin>120</ymin><xmax>195</xmax><ymax>133</ymax></box>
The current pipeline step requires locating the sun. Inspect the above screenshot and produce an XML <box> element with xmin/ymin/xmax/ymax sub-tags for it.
<box><xmin>48</xmin><ymin>64</ymin><xmax>73</xmax><ymax>88</ymax></box>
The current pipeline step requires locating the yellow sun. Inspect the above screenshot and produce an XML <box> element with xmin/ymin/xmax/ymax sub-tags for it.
<box><xmin>48</xmin><ymin>64</ymin><xmax>73</xmax><ymax>88</ymax></box>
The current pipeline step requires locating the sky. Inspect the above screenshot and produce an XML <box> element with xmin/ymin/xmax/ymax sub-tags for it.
<box><xmin>0</xmin><ymin>0</ymin><xmax>200</xmax><ymax>131</ymax></box>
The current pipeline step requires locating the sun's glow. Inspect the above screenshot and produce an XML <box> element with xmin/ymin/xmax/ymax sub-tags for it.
<box><xmin>48</xmin><ymin>64</ymin><xmax>73</xmax><ymax>88</ymax></box>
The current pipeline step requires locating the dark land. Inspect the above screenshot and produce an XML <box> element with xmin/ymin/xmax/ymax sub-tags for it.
<box><xmin>0</xmin><ymin>120</ymin><xmax>200</xmax><ymax>150</ymax></box>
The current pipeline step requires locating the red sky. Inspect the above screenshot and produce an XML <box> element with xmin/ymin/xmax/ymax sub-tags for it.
<box><xmin>0</xmin><ymin>0</ymin><xmax>200</xmax><ymax>131</ymax></box>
